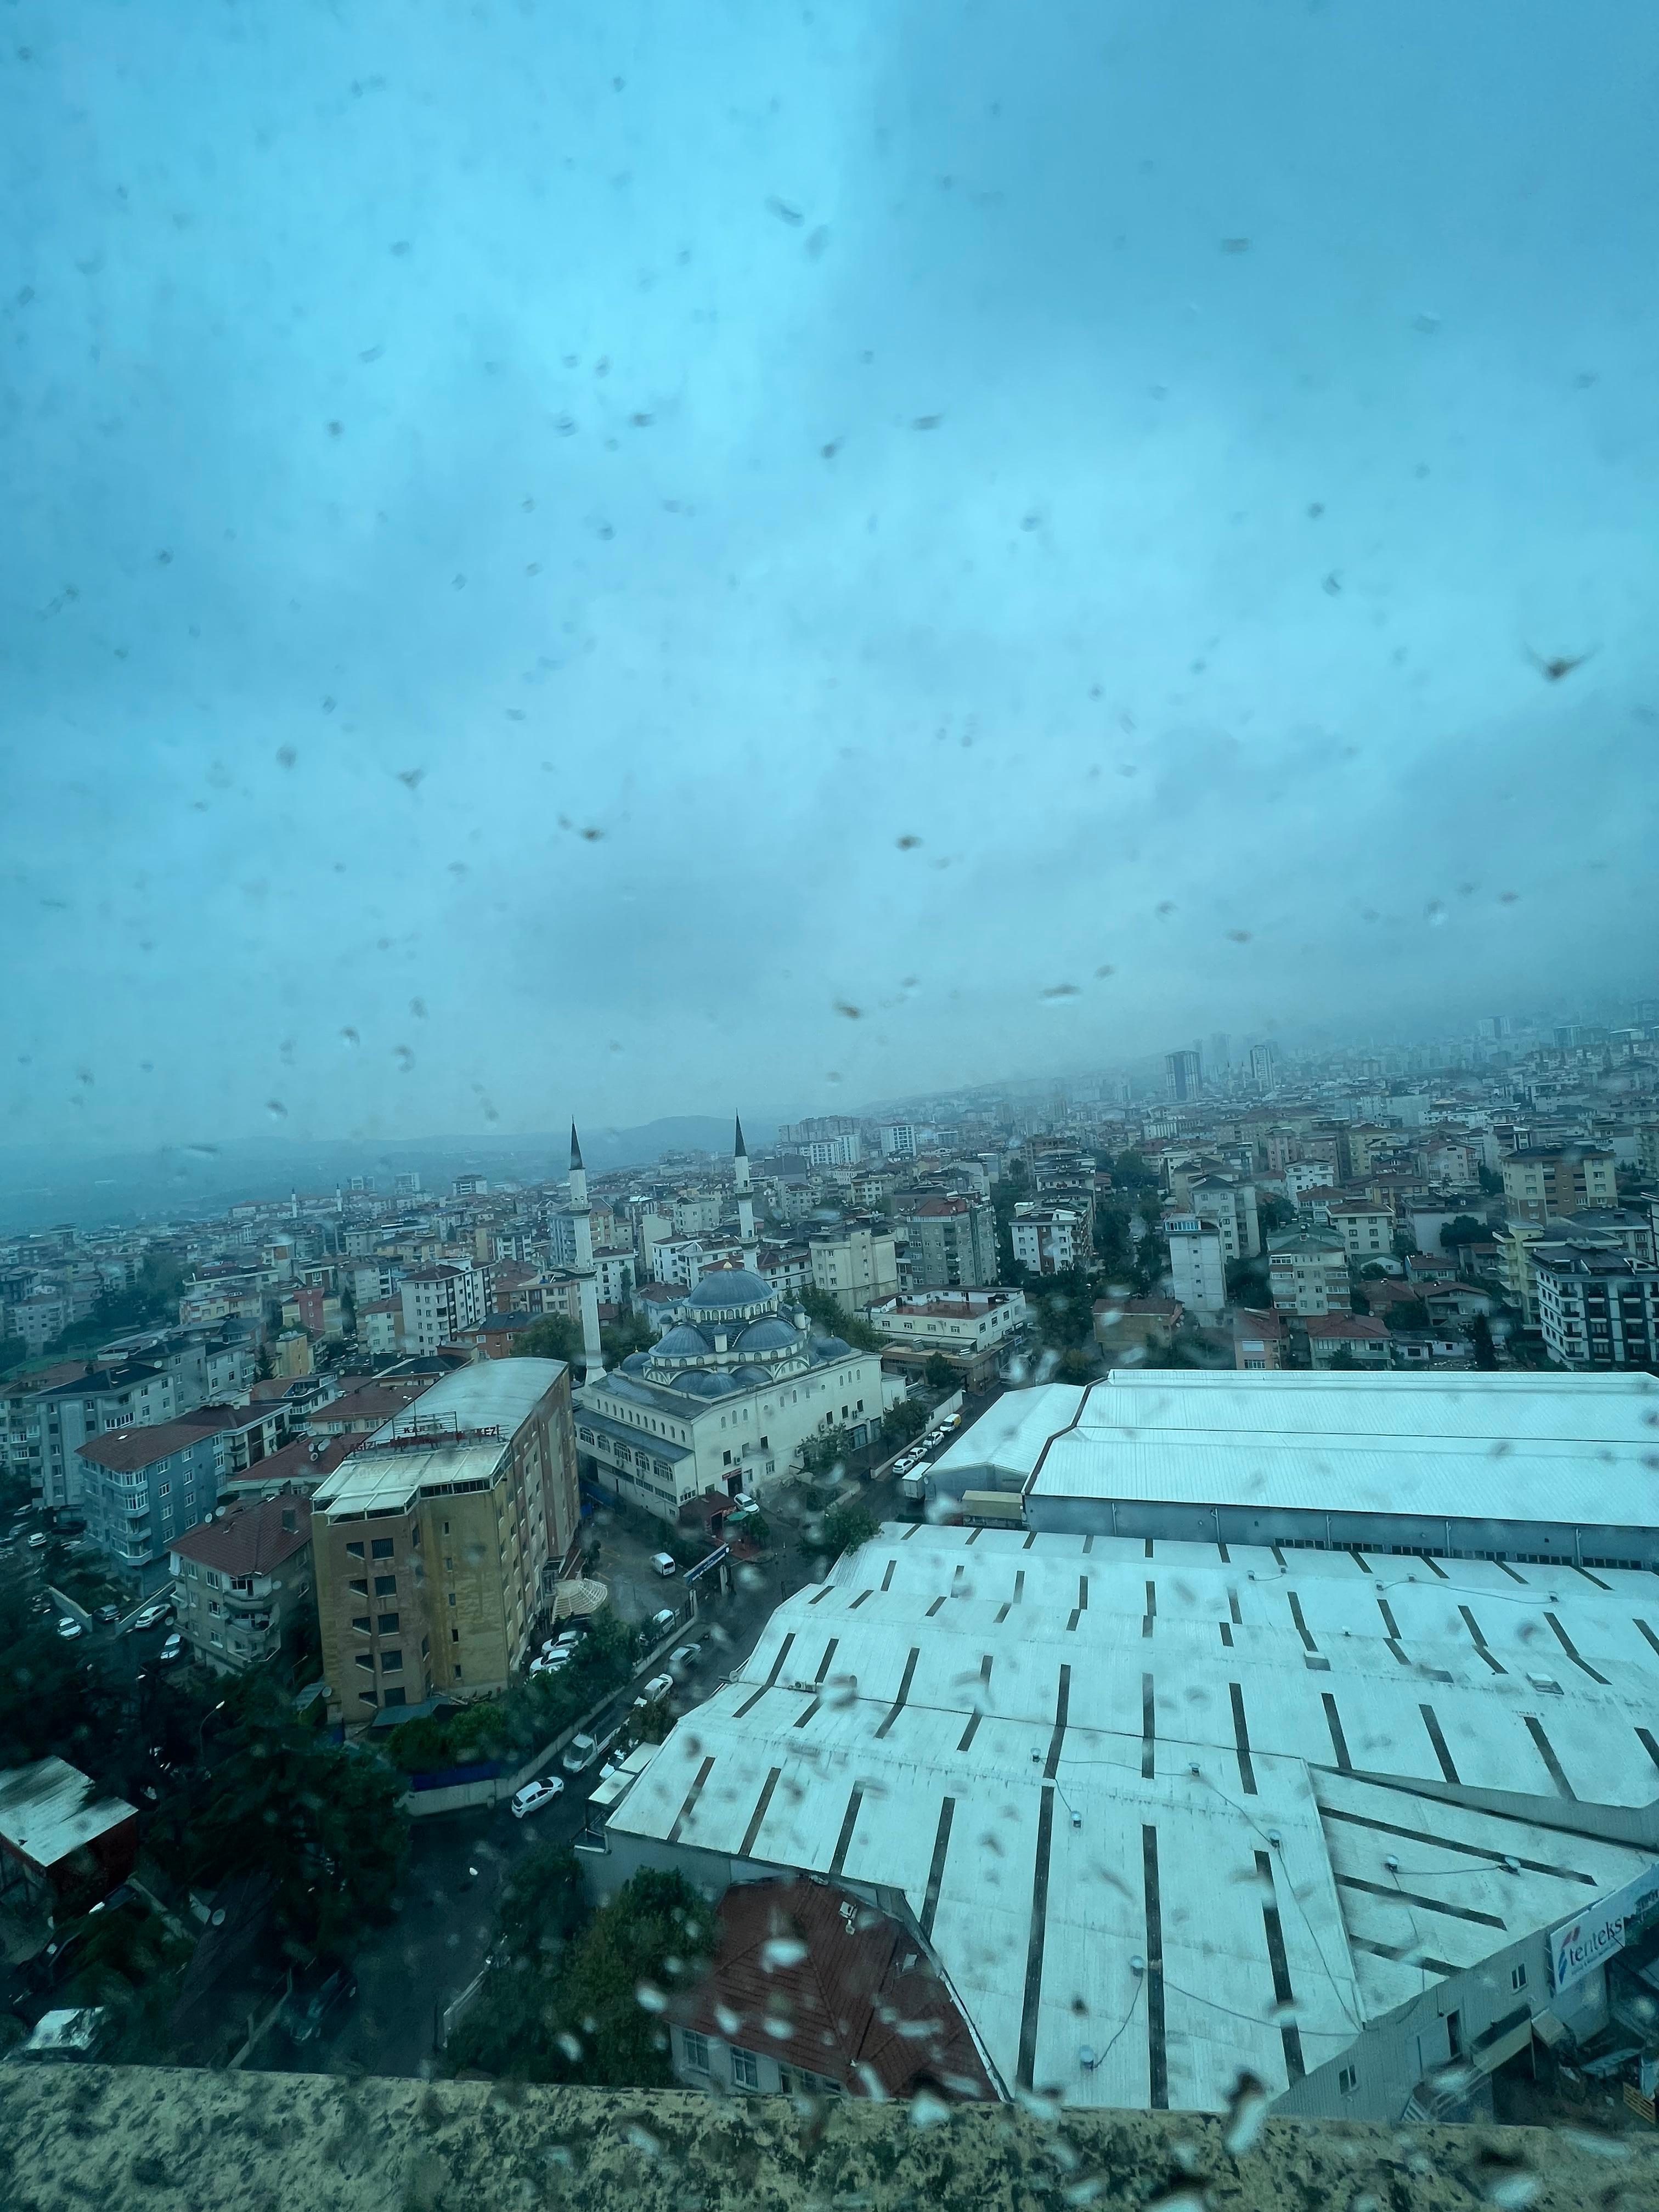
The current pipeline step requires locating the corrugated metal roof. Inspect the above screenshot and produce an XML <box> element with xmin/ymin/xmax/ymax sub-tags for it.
<box><xmin>607</xmin><ymin>1523</ymin><xmax>1659</xmax><ymax>2113</ymax></box>
<box><xmin>371</xmin><ymin>1357</ymin><xmax>562</xmax><ymax>1441</ymax></box>
<box><xmin>927</xmin><ymin>1373</ymin><xmax>1659</xmax><ymax>1532</ymax></box>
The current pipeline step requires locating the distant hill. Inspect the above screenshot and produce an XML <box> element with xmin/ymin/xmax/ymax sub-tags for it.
<box><xmin>0</xmin><ymin>1116</ymin><xmax>776</xmax><ymax>1235</ymax></box>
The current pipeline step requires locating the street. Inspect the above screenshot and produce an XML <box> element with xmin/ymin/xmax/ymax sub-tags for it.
<box><xmin>252</xmin><ymin>1514</ymin><xmax>802</xmax><ymax>2079</ymax></box>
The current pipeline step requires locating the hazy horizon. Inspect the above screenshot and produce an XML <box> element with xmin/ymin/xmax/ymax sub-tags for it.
<box><xmin>5</xmin><ymin>3</ymin><xmax>1656</xmax><ymax>1156</ymax></box>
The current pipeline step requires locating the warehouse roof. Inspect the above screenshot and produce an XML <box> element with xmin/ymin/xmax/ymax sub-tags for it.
<box><xmin>928</xmin><ymin>1372</ymin><xmax>1659</xmax><ymax>1532</ymax></box>
<box><xmin>604</xmin><ymin>1523</ymin><xmax>1659</xmax><ymax>2114</ymax></box>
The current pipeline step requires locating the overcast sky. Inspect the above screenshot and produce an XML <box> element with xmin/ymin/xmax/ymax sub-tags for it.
<box><xmin>3</xmin><ymin>1</ymin><xmax>1656</xmax><ymax>1154</ymax></box>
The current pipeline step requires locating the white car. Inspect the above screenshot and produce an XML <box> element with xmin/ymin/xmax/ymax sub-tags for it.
<box><xmin>639</xmin><ymin>1673</ymin><xmax>674</xmax><ymax>1704</ymax></box>
<box><xmin>56</xmin><ymin>1618</ymin><xmax>84</xmax><ymax>1640</ymax></box>
<box><xmin>669</xmin><ymin>1643</ymin><xmax>702</xmax><ymax>1671</ymax></box>
<box><xmin>26</xmin><ymin>1533</ymin><xmax>48</xmax><ymax>1550</ymax></box>
<box><xmin>130</xmin><ymin>1602</ymin><xmax>171</xmax><ymax>1632</ymax></box>
<box><xmin>650</xmin><ymin>1552</ymin><xmax>678</xmax><ymax>1577</ymax></box>
<box><xmin>510</xmin><ymin>1776</ymin><xmax>565</xmax><ymax>1820</ymax></box>
<box><xmin>730</xmin><ymin>1492</ymin><xmax>756</xmax><ymax>1513</ymax></box>
<box><xmin>158</xmin><ymin>1632</ymin><xmax>185</xmax><ymax>1663</ymax></box>
<box><xmin>530</xmin><ymin>1649</ymin><xmax>572</xmax><ymax>1677</ymax></box>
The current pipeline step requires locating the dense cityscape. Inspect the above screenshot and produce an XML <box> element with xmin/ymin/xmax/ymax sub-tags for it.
<box><xmin>1</xmin><ymin>1002</ymin><xmax>1657</xmax><ymax>2139</ymax></box>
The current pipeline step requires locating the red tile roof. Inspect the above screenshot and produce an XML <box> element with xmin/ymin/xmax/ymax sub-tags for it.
<box><xmin>1305</xmin><ymin>1312</ymin><xmax>1388</xmax><ymax>1340</ymax></box>
<box><xmin>171</xmin><ymin>1494</ymin><xmax>312</xmax><ymax>1576</ymax></box>
<box><xmin>674</xmin><ymin>1877</ymin><xmax>994</xmax><ymax>2102</ymax></box>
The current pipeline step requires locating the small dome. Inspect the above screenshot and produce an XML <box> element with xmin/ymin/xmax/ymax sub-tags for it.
<box><xmin>736</xmin><ymin>1316</ymin><xmax>799</xmax><ymax>1355</ymax></box>
<box><xmin>668</xmin><ymin>1369</ymin><xmax>730</xmax><ymax>1397</ymax></box>
<box><xmin>686</xmin><ymin>1268</ymin><xmax>774</xmax><ymax>1312</ymax></box>
<box><xmin>619</xmin><ymin>1350</ymin><xmax>651</xmax><ymax>1374</ymax></box>
<box><xmin>654</xmin><ymin>1324</ymin><xmax>713</xmax><ymax>1359</ymax></box>
<box><xmin>811</xmin><ymin>1335</ymin><xmax>852</xmax><ymax>1359</ymax></box>
<box><xmin>728</xmin><ymin>1364</ymin><xmax>772</xmax><ymax>1388</ymax></box>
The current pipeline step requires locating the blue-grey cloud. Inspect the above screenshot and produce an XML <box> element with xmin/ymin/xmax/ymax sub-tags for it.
<box><xmin>2</xmin><ymin>0</ymin><xmax>1656</xmax><ymax>1153</ymax></box>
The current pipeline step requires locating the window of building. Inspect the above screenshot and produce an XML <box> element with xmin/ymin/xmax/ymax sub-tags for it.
<box><xmin>352</xmin><ymin>1615</ymin><xmax>371</xmax><ymax>1633</ymax></box>
<box><xmin>377</xmin><ymin>1612</ymin><xmax>399</xmax><ymax>1634</ymax></box>
<box><xmin>1511</xmin><ymin>1963</ymin><xmax>1527</xmax><ymax>1991</ymax></box>
<box><xmin>346</xmin><ymin>1541</ymin><xmax>364</xmax><ymax>1560</ymax></box>
<box><xmin>371</xmin><ymin>1537</ymin><xmax>394</xmax><ymax>1558</ymax></box>
<box><xmin>354</xmin><ymin>1652</ymin><xmax>375</xmax><ymax>1672</ymax></box>
<box><xmin>374</xmin><ymin>1573</ymin><xmax>397</xmax><ymax>1595</ymax></box>
<box><xmin>682</xmin><ymin>2030</ymin><xmax>709</xmax><ymax>2072</ymax></box>
<box><xmin>730</xmin><ymin>2047</ymin><xmax>758</xmax><ymax>2090</ymax></box>
<box><xmin>1337</xmin><ymin>2064</ymin><xmax>1358</xmax><ymax>2095</ymax></box>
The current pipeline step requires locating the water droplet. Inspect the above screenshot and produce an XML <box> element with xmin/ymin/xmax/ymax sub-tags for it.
<box><xmin>1222</xmin><ymin>2070</ymin><xmax>1268</xmax><ymax>2155</ymax></box>
<box><xmin>761</xmin><ymin>1936</ymin><xmax>809</xmax><ymax>1971</ymax></box>
<box><xmin>266</xmin><ymin>1099</ymin><xmax>287</xmax><ymax>1119</ymax></box>
<box><xmin>634</xmin><ymin>1980</ymin><xmax>667</xmax><ymax>2013</ymax></box>
<box><xmin>909</xmin><ymin>2088</ymin><xmax>951</xmax><ymax>2128</ymax></box>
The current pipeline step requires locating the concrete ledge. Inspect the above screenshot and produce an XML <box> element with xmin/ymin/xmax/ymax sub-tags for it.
<box><xmin>0</xmin><ymin>2066</ymin><xmax>1650</xmax><ymax>2212</ymax></box>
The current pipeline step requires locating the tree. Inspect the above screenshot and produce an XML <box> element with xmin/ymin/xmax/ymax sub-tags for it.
<box><xmin>495</xmin><ymin>1843</ymin><xmax>586</xmax><ymax>1966</ymax></box>
<box><xmin>798</xmin><ymin>1285</ymin><xmax>880</xmax><ymax>1351</ymax></box>
<box><xmin>601</xmin><ymin>1309</ymin><xmax>653</xmax><ymax>1363</ymax></box>
<box><xmin>923</xmin><ymin>1352</ymin><xmax>956</xmax><ymax>1390</ymax></box>
<box><xmin>449</xmin><ymin>1867</ymin><xmax>715</xmax><ymax>2086</ymax></box>
<box><xmin>514</xmin><ymin>1313</ymin><xmax>581</xmax><ymax>1363</ymax></box>
<box><xmin>815</xmin><ymin>1500</ymin><xmax>879</xmax><ymax>1560</ymax></box>
<box><xmin>1477</xmin><ymin>1164</ymin><xmax>1503</xmax><ymax>1197</ymax></box>
<box><xmin>1440</xmin><ymin>1215</ymin><xmax>1487</xmax><ymax>1250</ymax></box>
<box><xmin>176</xmin><ymin>1676</ymin><xmax>409</xmax><ymax>1960</ymax></box>
<box><xmin>879</xmin><ymin>1398</ymin><xmax>927</xmax><ymax>1452</ymax></box>
<box><xmin>1470</xmin><ymin>1313</ymin><xmax>1499</xmax><ymax>1369</ymax></box>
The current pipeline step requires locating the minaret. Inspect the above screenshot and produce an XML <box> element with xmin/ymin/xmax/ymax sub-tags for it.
<box><xmin>734</xmin><ymin>1114</ymin><xmax>758</xmax><ymax>1271</ymax></box>
<box><xmin>569</xmin><ymin>1122</ymin><xmax>604</xmax><ymax>1380</ymax></box>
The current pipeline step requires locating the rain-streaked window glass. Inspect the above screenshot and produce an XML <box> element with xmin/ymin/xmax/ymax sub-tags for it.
<box><xmin>3</xmin><ymin>2</ymin><xmax>1658</xmax><ymax>2200</ymax></box>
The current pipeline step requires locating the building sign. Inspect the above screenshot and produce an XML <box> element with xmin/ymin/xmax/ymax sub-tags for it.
<box><xmin>684</xmin><ymin>1545</ymin><xmax>729</xmax><ymax>1585</ymax></box>
<box><xmin>1550</xmin><ymin>1862</ymin><xmax>1659</xmax><ymax>1995</ymax></box>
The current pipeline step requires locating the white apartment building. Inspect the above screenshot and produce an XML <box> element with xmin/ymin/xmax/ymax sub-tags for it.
<box><xmin>1181</xmin><ymin>1175</ymin><xmax>1260</xmax><ymax>1262</ymax></box>
<box><xmin>593</xmin><ymin>1248</ymin><xmax>636</xmax><ymax>1305</ymax></box>
<box><xmin>806</xmin><ymin>1222</ymin><xmax>899</xmax><ymax>1312</ymax></box>
<box><xmin>878</xmin><ymin>1123</ymin><xmax>920</xmax><ymax>1160</ymax></box>
<box><xmin>1165</xmin><ymin>1215</ymin><xmax>1227</xmax><ymax>1317</ymax></box>
<box><xmin>1284</xmin><ymin>1159</ymin><xmax>1336</xmax><ymax>1203</ymax></box>
<box><xmin>399</xmin><ymin>1262</ymin><xmax>487</xmax><ymax>1354</ymax></box>
<box><xmin>1267</xmin><ymin>1230</ymin><xmax>1350</xmax><ymax>1317</ymax></box>
<box><xmin>867</xmin><ymin>1288</ymin><xmax>1027</xmax><ymax>1357</ymax></box>
<box><xmin>1324</xmin><ymin>1200</ymin><xmax>1394</xmax><ymax>1267</ymax></box>
<box><xmin>1010</xmin><ymin>1204</ymin><xmax>1083</xmax><ymax>1274</ymax></box>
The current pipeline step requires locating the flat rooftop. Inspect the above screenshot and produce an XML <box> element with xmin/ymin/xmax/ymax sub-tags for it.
<box><xmin>928</xmin><ymin>1372</ymin><xmax>1659</xmax><ymax>1532</ymax></box>
<box><xmin>605</xmin><ymin>1523</ymin><xmax>1659</xmax><ymax>2113</ymax></box>
<box><xmin>0</xmin><ymin>1757</ymin><xmax>135</xmax><ymax>1870</ymax></box>
<box><xmin>312</xmin><ymin>1438</ymin><xmax>507</xmax><ymax>1519</ymax></box>
<box><xmin>369</xmin><ymin>1356</ymin><xmax>565</xmax><ymax>1444</ymax></box>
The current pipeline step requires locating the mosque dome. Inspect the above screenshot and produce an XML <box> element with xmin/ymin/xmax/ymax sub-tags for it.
<box><xmin>736</xmin><ymin>1315</ymin><xmax>799</xmax><ymax>1355</ymax></box>
<box><xmin>654</xmin><ymin>1324</ymin><xmax>714</xmax><ymax>1359</ymax></box>
<box><xmin>686</xmin><ymin>1268</ymin><xmax>775</xmax><ymax>1314</ymax></box>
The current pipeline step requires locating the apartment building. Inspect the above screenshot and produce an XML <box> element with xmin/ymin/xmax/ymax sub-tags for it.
<box><xmin>1535</xmin><ymin>1248</ymin><xmax>1659</xmax><ymax>1370</ymax></box>
<box><xmin>806</xmin><ymin>1221</ymin><xmax>899</xmax><ymax>1311</ymax></box>
<box><xmin>25</xmin><ymin>1360</ymin><xmax>185</xmax><ymax>1511</ymax></box>
<box><xmin>399</xmin><ymin>1262</ymin><xmax>488</xmax><ymax>1354</ymax></box>
<box><xmin>311</xmin><ymin>1358</ymin><xmax>578</xmax><ymax>1727</ymax></box>
<box><xmin>171</xmin><ymin>1496</ymin><xmax>314</xmax><ymax>1674</ymax></box>
<box><xmin>867</xmin><ymin>1288</ymin><xmax>1026</xmax><ymax>1357</ymax></box>
<box><xmin>1165</xmin><ymin>1215</ymin><xmax>1227</xmax><ymax>1317</ymax></box>
<box><xmin>1502</xmin><ymin>1146</ymin><xmax>1618</xmax><ymax>1223</ymax></box>
<box><xmin>1009</xmin><ymin>1204</ymin><xmax>1084</xmax><ymax>1274</ymax></box>
<box><xmin>1267</xmin><ymin>1229</ymin><xmax>1350</xmax><ymax>1317</ymax></box>
<box><xmin>76</xmin><ymin>1421</ymin><xmax>222</xmax><ymax>1593</ymax></box>
<box><xmin>896</xmin><ymin>1194</ymin><xmax>998</xmax><ymax>1289</ymax></box>
<box><xmin>1324</xmin><ymin>1199</ymin><xmax>1395</xmax><ymax>1267</ymax></box>
<box><xmin>1182</xmin><ymin>1175</ymin><xmax>1260</xmax><ymax>1262</ymax></box>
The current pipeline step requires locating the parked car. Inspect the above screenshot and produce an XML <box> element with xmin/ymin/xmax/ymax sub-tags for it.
<box><xmin>26</xmin><ymin>1533</ymin><xmax>48</xmax><ymax>1550</ymax></box>
<box><xmin>510</xmin><ymin>1776</ymin><xmax>565</xmax><ymax>1819</ymax></box>
<box><xmin>29</xmin><ymin>1595</ymin><xmax>52</xmax><ymax>1616</ymax></box>
<box><xmin>562</xmin><ymin>1733</ymin><xmax>600</xmax><ymax>1773</ymax></box>
<box><xmin>668</xmin><ymin>1643</ymin><xmax>702</xmax><ymax>1671</ymax></box>
<box><xmin>649</xmin><ymin>1552</ymin><xmax>678</xmax><ymax>1577</ymax></box>
<box><xmin>646</xmin><ymin>1606</ymin><xmax>676</xmax><ymax>1639</ymax></box>
<box><xmin>638</xmin><ymin>1673</ymin><xmax>674</xmax><ymax>1705</ymax></box>
<box><xmin>157</xmin><ymin>1632</ymin><xmax>185</xmax><ymax>1664</ymax></box>
<box><xmin>129</xmin><ymin>1602</ymin><xmax>172</xmax><ymax>1632</ymax></box>
<box><xmin>528</xmin><ymin>1650</ymin><xmax>570</xmax><ymax>1677</ymax></box>
<box><xmin>731</xmin><ymin>1492</ymin><xmax>756</xmax><ymax>1513</ymax></box>
<box><xmin>92</xmin><ymin>1605</ymin><xmax>120</xmax><ymax>1626</ymax></box>
<box><xmin>286</xmin><ymin>1959</ymin><xmax>358</xmax><ymax>2045</ymax></box>
<box><xmin>55</xmin><ymin>1618</ymin><xmax>83</xmax><ymax>1641</ymax></box>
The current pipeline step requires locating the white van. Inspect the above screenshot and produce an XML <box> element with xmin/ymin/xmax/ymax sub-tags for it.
<box><xmin>650</xmin><ymin>1551</ymin><xmax>678</xmax><ymax>1577</ymax></box>
<box><xmin>562</xmin><ymin>1733</ymin><xmax>600</xmax><ymax>1774</ymax></box>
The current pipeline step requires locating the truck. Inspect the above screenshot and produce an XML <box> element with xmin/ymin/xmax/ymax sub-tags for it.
<box><xmin>899</xmin><ymin>1470</ymin><xmax>932</xmax><ymax>1508</ymax></box>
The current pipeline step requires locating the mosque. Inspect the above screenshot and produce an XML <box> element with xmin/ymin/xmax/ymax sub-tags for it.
<box><xmin>571</xmin><ymin>1120</ymin><xmax>895</xmax><ymax>1523</ymax></box>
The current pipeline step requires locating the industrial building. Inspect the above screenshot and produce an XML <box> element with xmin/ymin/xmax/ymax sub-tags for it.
<box><xmin>581</xmin><ymin>1522</ymin><xmax>1659</xmax><ymax>2121</ymax></box>
<box><xmin>924</xmin><ymin>1371</ymin><xmax>1659</xmax><ymax>1570</ymax></box>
